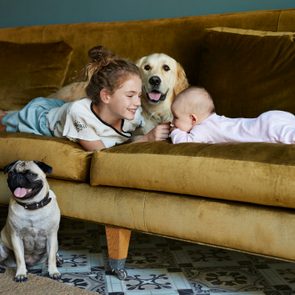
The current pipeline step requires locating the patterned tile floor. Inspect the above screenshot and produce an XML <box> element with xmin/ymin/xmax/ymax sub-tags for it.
<box><xmin>1</xmin><ymin>205</ymin><xmax>295</xmax><ymax>295</ymax></box>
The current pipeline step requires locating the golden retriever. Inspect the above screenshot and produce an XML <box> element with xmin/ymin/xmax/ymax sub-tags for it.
<box><xmin>136</xmin><ymin>53</ymin><xmax>189</xmax><ymax>133</ymax></box>
<box><xmin>48</xmin><ymin>80</ymin><xmax>87</xmax><ymax>101</ymax></box>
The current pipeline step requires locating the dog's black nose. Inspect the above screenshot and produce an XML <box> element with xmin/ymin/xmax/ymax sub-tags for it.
<box><xmin>149</xmin><ymin>76</ymin><xmax>161</xmax><ymax>86</ymax></box>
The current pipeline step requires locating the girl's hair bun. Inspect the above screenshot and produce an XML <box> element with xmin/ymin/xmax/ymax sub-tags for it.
<box><xmin>88</xmin><ymin>45</ymin><xmax>116</xmax><ymax>64</ymax></box>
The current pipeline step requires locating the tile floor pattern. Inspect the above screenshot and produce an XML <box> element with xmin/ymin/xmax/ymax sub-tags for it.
<box><xmin>0</xmin><ymin>205</ymin><xmax>295</xmax><ymax>295</ymax></box>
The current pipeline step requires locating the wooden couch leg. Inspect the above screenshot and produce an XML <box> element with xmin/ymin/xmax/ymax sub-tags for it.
<box><xmin>105</xmin><ymin>225</ymin><xmax>131</xmax><ymax>280</ymax></box>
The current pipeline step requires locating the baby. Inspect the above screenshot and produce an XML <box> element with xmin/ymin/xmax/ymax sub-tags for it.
<box><xmin>170</xmin><ymin>86</ymin><xmax>295</xmax><ymax>144</ymax></box>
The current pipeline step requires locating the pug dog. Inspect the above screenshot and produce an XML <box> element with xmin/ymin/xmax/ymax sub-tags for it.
<box><xmin>0</xmin><ymin>160</ymin><xmax>62</xmax><ymax>282</ymax></box>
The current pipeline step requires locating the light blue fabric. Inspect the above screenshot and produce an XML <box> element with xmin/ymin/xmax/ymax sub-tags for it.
<box><xmin>2</xmin><ymin>97</ymin><xmax>65</xmax><ymax>136</ymax></box>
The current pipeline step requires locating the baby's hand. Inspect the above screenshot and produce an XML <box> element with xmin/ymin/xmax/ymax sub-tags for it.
<box><xmin>169</xmin><ymin>122</ymin><xmax>176</xmax><ymax>133</ymax></box>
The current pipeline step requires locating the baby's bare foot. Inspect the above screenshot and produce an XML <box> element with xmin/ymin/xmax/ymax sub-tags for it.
<box><xmin>0</xmin><ymin>110</ymin><xmax>7</xmax><ymax>131</ymax></box>
<box><xmin>0</xmin><ymin>110</ymin><xmax>7</xmax><ymax>117</ymax></box>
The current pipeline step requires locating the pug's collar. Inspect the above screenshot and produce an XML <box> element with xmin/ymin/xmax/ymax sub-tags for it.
<box><xmin>15</xmin><ymin>192</ymin><xmax>51</xmax><ymax>210</ymax></box>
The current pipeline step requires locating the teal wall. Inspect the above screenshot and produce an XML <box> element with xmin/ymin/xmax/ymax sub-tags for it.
<box><xmin>0</xmin><ymin>0</ymin><xmax>294</xmax><ymax>28</ymax></box>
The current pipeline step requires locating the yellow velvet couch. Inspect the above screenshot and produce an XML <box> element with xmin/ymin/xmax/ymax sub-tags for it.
<box><xmin>1</xmin><ymin>8</ymin><xmax>295</xmax><ymax>279</ymax></box>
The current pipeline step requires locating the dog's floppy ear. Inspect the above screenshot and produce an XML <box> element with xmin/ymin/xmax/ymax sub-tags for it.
<box><xmin>3</xmin><ymin>160</ymin><xmax>19</xmax><ymax>174</ymax></box>
<box><xmin>173</xmin><ymin>62</ymin><xmax>189</xmax><ymax>96</ymax></box>
<box><xmin>135</xmin><ymin>56</ymin><xmax>145</xmax><ymax>68</ymax></box>
<box><xmin>34</xmin><ymin>161</ymin><xmax>53</xmax><ymax>174</ymax></box>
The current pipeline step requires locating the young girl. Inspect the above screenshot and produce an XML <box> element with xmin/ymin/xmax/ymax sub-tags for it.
<box><xmin>170</xmin><ymin>86</ymin><xmax>295</xmax><ymax>144</ymax></box>
<box><xmin>0</xmin><ymin>47</ymin><xmax>170</xmax><ymax>151</ymax></box>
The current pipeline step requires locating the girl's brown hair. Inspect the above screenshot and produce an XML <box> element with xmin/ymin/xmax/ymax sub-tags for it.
<box><xmin>86</xmin><ymin>45</ymin><xmax>141</xmax><ymax>104</ymax></box>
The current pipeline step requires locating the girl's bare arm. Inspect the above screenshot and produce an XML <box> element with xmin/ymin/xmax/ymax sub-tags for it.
<box><xmin>78</xmin><ymin>139</ymin><xmax>106</xmax><ymax>151</ymax></box>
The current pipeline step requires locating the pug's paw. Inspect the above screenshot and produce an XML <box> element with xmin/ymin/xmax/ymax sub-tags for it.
<box><xmin>14</xmin><ymin>273</ymin><xmax>28</xmax><ymax>282</ymax></box>
<box><xmin>50</xmin><ymin>271</ymin><xmax>61</xmax><ymax>280</ymax></box>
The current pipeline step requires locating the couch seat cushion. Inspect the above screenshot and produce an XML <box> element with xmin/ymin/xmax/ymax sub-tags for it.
<box><xmin>90</xmin><ymin>141</ymin><xmax>295</xmax><ymax>209</ymax></box>
<box><xmin>0</xmin><ymin>132</ymin><xmax>92</xmax><ymax>181</ymax></box>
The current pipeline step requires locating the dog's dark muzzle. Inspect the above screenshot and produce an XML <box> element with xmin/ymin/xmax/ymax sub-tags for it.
<box><xmin>145</xmin><ymin>76</ymin><xmax>169</xmax><ymax>104</ymax></box>
<box><xmin>7</xmin><ymin>171</ymin><xmax>43</xmax><ymax>200</ymax></box>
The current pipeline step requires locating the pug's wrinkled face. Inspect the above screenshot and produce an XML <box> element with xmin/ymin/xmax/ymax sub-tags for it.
<box><xmin>4</xmin><ymin>161</ymin><xmax>52</xmax><ymax>201</ymax></box>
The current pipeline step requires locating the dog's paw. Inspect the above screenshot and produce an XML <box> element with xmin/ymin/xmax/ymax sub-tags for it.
<box><xmin>14</xmin><ymin>274</ymin><xmax>28</xmax><ymax>282</ymax></box>
<box><xmin>56</xmin><ymin>253</ymin><xmax>63</xmax><ymax>267</ymax></box>
<box><xmin>50</xmin><ymin>271</ymin><xmax>61</xmax><ymax>280</ymax></box>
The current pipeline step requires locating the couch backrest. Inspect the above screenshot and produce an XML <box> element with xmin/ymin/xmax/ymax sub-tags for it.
<box><xmin>0</xmin><ymin>9</ymin><xmax>293</xmax><ymax>85</ymax></box>
<box><xmin>0</xmin><ymin>9</ymin><xmax>294</xmax><ymax>116</ymax></box>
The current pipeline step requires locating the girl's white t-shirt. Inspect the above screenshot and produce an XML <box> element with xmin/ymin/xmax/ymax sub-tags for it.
<box><xmin>47</xmin><ymin>98</ymin><xmax>144</xmax><ymax>148</ymax></box>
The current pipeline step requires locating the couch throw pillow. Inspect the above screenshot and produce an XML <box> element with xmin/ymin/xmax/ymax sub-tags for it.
<box><xmin>197</xmin><ymin>27</ymin><xmax>295</xmax><ymax>118</ymax></box>
<box><xmin>0</xmin><ymin>41</ymin><xmax>73</xmax><ymax>110</ymax></box>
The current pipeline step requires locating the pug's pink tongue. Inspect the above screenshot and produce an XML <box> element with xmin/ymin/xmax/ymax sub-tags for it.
<box><xmin>148</xmin><ymin>92</ymin><xmax>161</xmax><ymax>101</ymax></box>
<box><xmin>14</xmin><ymin>187</ymin><xmax>30</xmax><ymax>198</ymax></box>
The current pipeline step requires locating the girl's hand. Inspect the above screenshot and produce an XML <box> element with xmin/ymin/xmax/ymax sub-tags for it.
<box><xmin>145</xmin><ymin>123</ymin><xmax>171</xmax><ymax>141</ymax></box>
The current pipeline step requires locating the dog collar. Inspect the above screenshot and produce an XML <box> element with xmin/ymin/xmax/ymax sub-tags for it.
<box><xmin>15</xmin><ymin>192</ymin><xmax>51</xmax><ymax>210</ymax></box>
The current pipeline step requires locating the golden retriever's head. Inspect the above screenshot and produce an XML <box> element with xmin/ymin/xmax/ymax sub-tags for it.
<box><xmin>136</xmin><ymin>53</ymin><xmax>189</xmax><ymax>110</ymax></box>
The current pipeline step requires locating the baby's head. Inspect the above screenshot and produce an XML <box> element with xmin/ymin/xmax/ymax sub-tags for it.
<box><xmin>171</xmin><ymin>86</ymin><xmax>215</xmax><ymax>132</ymax></box>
